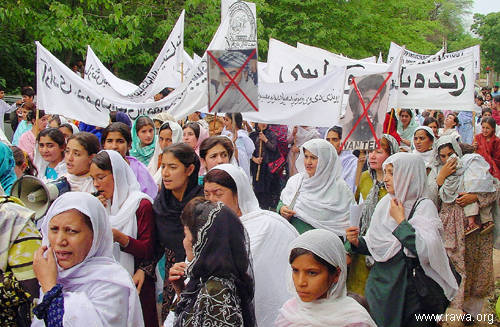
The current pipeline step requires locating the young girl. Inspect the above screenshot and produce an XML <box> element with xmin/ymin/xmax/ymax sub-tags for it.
<box><xmin>130</xmin><ymin>115</ymin><xmax>157</xmax><ymax>165</ymax></box>
<box><xmin>142</xmin><ymin>143</ymin><xmax>203</xmax><ymax>322</ymax></box>
<box><xmin>396</xmin><ymin>109</ymin><xmax>418</xmax><ymax>148</ymax></box>
<box><xmin>34</xmin><ymin>128</ymin><xmax>67</xmax><ymax>181</ymax></box>
<box><xmin>89</xmin><ymin>150</ymin><xmax>158</xmax><ymax>327</ymax></box>
<box><xmin>182</xmin><ymin>121</ymin><xmax>209</xmax><ymax>155</ymax></box>
<box><xmin>11</xmin><ymin>146</ymin><xmax>37</xmax><ymax>178</ymax></box>
<box><xmin>473</xmin><ymin>117</ymin><xmax>500</xmax><ymax>180</ymax></box>
<box><xmin>147</xmin><ymin>120</ymin><xmax>183</xmax><ymax>184</ymax></box>
<box><xmin>64</xmin><ymin>132</ymin><xmax>100</xmax><ymax>192</ymax></box>
<box><xmin>101</xmin><ymin>122</ymin><xmax>158</xmax><ymax>199</ymax></box>
<box><xmin>18</xmin><ymin>109</ymin><xmax>49</xmax><ymax>160</ymax></box>
<box><xmin>276</xmin><ymin>229</ymin><xmax>375</xmax><ymax>327</ymax></box>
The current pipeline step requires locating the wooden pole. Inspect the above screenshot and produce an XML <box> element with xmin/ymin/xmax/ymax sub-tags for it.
<box><xmin>256</xmin><ymin>139</ymin><xmax>263</xmax><ymax>181</ymax></box>
<box><xmin>33</xmin><ymin>108</ymin><xmax>40</xmax><ymax>137</ymax></box>
<box><xmin>473</xmin><ymin>111</ymin><xmax>476</xmax><ymax>136</ymax></box>
<box><xmin>386</xmin><ymin>109</ymin><xmax>394</xmax><ymax>134</ymax></box>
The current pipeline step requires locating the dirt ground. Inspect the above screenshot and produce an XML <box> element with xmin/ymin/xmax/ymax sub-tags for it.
<box><xmin>443</xmin><ymin>249</ymin><xmax>500</xmax><ymax>327</ymax></box>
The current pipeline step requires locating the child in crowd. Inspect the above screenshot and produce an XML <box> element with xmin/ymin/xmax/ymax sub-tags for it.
<box><xmin>130</xmin><ymin>116</ymin><xmax>157</xmax><ymax>165</ymax></box>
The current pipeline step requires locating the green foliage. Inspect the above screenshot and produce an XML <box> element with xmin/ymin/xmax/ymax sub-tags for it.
<box><xmin>0</xmin><ymin>0</ymin><xmax>481</xmax><ymax>93</ymax></box>
<box><xmin>472</xmin><ymin>12</ymin><xmax>500</xmax><ymax>73</ymax></box>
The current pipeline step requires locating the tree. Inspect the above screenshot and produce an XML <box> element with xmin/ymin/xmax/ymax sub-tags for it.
<box><xmin>472</xmin><ymin>12</ymin><xmax>500</xmax><ymax>73</ymax></box>
<box><xmin>0</xmin><ymin>0</ymin><xmax>481</xmax><ymax>93</ymax></box>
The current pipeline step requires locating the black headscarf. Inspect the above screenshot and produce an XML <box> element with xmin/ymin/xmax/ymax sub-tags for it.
<box><xmin>153</xmin><ymin>152</ymin><xmax>203</xmax><ymax>262</ymax></box>
<box><xmin>175</xmin><ymin>202</ymin><xmax>256</xmax><ymax>327</ymax></box>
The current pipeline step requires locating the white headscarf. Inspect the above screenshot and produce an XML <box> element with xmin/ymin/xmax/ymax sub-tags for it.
<box><xmin>280</xmin><ymin>139</ymin><xmax>355</xmax><ymax>236</ymax></box>
<box><xmin>211</xmin><ymin>164</ymin><xmax>299</xmax><ymax>327</ymax></box>
<box><xmin>104</xmin><ymin>150</ymin><xmax>152</xmax><ymax>275</ymax></box>
<box><xmin>411</xmin><ymin>126</ymin><xmax>435</xmax><ymax>169</ymax></box>
<box><xmin>275</xmin><ymin>229</ymin><xmax>376</xmax><ymax>327</ymax></box>
<box><xmin>364</xmin><ymin>153</ymin><xmax>459</xmax><ymax>300</ymax></box>
<box><xmin>147</xmin><ymin>120</ymin><xmax>183</xmax><ymax>184</ymax></box>
<box><xmin>33</xmin><ymin>192</ymin><xmax>144</xmax><ymax>327</ymax></box>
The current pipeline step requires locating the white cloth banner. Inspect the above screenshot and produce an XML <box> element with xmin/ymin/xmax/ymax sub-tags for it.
<box><xmin>243</xmin><ymin>66</ymin><xmax>346</xmax><ymax>127</ymax></box>
<box><xmin>161</xmin><ymin>1</ymin><xmax>258</xmax><ymax>119</ymax></box>
<box><xmin>36</xmin><ymin>41</ymin><xmax>190</xmax><ymax>126</ymax></box>
<box><xmin>388</xmin><ymin>42</ymin><xmax>480</xmax><ymax>75</ymax></box>
<box><xmin>84</xmin><ymin>10</ymin><xmax>186</xmax><ymax>101</ymax></box>
<box><xmin>388</xmin><ymin>42</ymin><xmax>445</xmax><ymax>65</ymax></box>
<box><xmin>266</xmin><ymin>40</ymin><xmax>402</xmax><ymax>112</ymax></box>
<box><xmin>397</xmin><ymin>53</ymin><xmax>476</xmax><ymax>111</ymax></box>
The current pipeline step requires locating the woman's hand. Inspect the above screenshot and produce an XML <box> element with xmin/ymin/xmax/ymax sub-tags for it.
<box><xmin>169</xmin><ymin>262</ymin><xmax>187</xmax><ymax>295</ymax></box>
<box><xmin>97</xmin><ymin>194</ymin><xmax>107</xmax><ymax>207</ymax></box>
<box><xmin>472</xmin><ymin>140</ymin><xmax>478</xmax><ymax>150</ymax></box>
<box><xmin>456</xmin><ymin>193</ymin><xmax>478</xmax><ymax>207</ymax></box>
<box><xmin>291</xmin><ymin>145</ymin><xmax>300</xmax><ymax>153</ymax></box>
<box><xmin>401</xmin><ymin>139</ymin><xmax>411</xmax><ymax>146</ymax></box>
<box><xmin>33</xmin><ymin>246</ymin><xmax>58</xmax><ymax>293</ymax></box>
<box><xmin>346</xmin><ymin>226</ymin><xmax>360</xmax><ymax>248</ymax></box>
<box><xmin>357</xmin><ymin>150</ymin><xmax>367</xmax><ymax>164</ymax></box>
<box><xmin>389</xmin><ymin>198</ymin><xmax>405</xmax><ymax>224</ymax></box>
<box><xmin>112</xmin><ymin>228</ymin><xmax>130</xmax><ymax>248</ymax></box>
<box><xmin>437</xmin><ymin>157</ymin><xmax>457</xmax><ymax>185</ymax></box>
<box><xmin>280</xmin><ymin>205</ymin><xmax>296</xmax><ymax>220</ymax></box>
<box><xmin>133</xmin><ymin>269</ymin><xmax>145</xmax><ymax>294</ymax></box>
<box><xmin>252</xmin><ymin>156</ymin><xmax>263</xmax><ymax>165</ymax></box>
<box><xmin>258</xmin><ymin>132</ymin><xmax>268</xmax><ymax>143</ymax></box>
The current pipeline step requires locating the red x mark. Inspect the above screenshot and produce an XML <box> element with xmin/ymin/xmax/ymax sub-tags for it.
<box><xmin>207</xmin><ymin>49</ymin><xmax>258</xmax><ymax>113</ymax></box>
<box><xmin>340</xmin><ymin>72</ymin><xmax>393</xmax><ymax>151</ymax></box>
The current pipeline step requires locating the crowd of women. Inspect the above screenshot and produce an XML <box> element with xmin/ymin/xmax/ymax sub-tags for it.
<box><xmin>0</xmin><ymin>90</ymin><xmax>499</xmax><ymax>327</ymax></box>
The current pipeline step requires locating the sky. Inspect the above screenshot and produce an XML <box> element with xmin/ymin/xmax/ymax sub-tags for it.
<box><xmin>472</xmin><ymin>0</ymin><xmax>500</xmax><ymax>15</ymax></box>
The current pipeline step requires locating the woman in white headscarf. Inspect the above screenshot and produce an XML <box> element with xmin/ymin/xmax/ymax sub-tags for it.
<box><xmin>411</xmin><ymin>125</ymin><xmax>435</xmax><ymax>171</ymax></box>
<box><xmin>204</xmin><ymin>164</ymin><xmax>299</xmax><ymax>327</ymax></box>
<box><xmin>31</xmin><ymin>192</ymin><xmax>144</xmax><ymax>327</ymax></box>
<box><xmin>276</xmin><ymin>229</ymin><xmax>376</xmax><ymax>327</ymax></box>
<box><xmin>89</xmin><ymin>150</ymin><xmax>158</xmax><ymax>327</ymax></box>
<box><xmin>346</xmin><ymin>153</ymin><xmax>459</xmax><ymax>327</ymax></box>
<box><xmin>426</xmin><ymin>135</ymin><xmax>498</xmax><ymax>318</ymax></box>
<box><xmin>287</xmin><ymin>126</ymin><xmax>320</xmax><ymax>177</ymax></box>
<box><xmin>279</xmin><ymin>138</ymin><xmax>355</xmax><ymax>236</ymax></box>
<box><xmin>147</xmin><ymin>120</ymin><xmax>183</xmax><ymax>184</ymax></box>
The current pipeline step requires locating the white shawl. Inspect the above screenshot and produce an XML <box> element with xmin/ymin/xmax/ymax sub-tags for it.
<box><xmin>147</xmin><ymin>120</ymin><xmax>183</xmax><ymax>184</ymax></box>
<box><xmin>105</xmin><ymin>150</ymin><xmax>152</xmax><ymax>275</ymax></box>
<box><xmin>213</xmin><ymin>164</ymin><xmax>299</xmax><ymax>327</ymax></box>
<box><xmin>280</xmin><ymin>139</ymin><xmax>354</xmax><ymax>237</ymax></box>
<box><xmin>364</xmin><ymin>153</ymin><xmax>459</xmax><ymax>300</ymax></box>
<box><xmin>275</xmin><ymin>229</ymin><xmax>376</xmax><ymax>327</ymax></box>
<box><xmin>32</xmin><ymin>192</ymin><xmax>144</xmax><ymax>327</ymax></box>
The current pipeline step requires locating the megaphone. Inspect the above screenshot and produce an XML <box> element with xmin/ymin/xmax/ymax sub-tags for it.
<box><xmin>10</xmin><ymin>176</ymin><xmax>71</xmax><ymax>221</ymax></box>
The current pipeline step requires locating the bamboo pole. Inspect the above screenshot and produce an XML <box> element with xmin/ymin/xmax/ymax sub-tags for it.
<box><xmin>256</xmin><ymin>139</ymin><xmax>263</xmax><ymax>181</ymax></box>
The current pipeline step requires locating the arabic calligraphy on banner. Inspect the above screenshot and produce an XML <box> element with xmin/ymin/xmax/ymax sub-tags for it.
<box><xmin>243</xmin><ymin>65</ymin><xmax>346</xmax><ymax>127</ymax></box>
<box><xmin>84</xmin><ymin>10</ymin><xmax>186</xmax><ymax>101</ymax></box>
<box><xmin>36</xmin><ymin>42</ymin><xmax>190</xmax><ymax>127</ymax></box>
<box><xmin>397</xmin><ymin>53</ymin><xmax>476</xmax><ymax>111</ymax></box>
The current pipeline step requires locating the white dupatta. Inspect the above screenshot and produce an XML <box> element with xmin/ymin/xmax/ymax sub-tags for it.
<box><xmin>211</xmin><ymin>164</ymin><xmax>299</xmax><ymax>327</ymax></box>
<box><xmin>276</xmin><ymin>229</ymin><xmax>376</xmax><ymax>327</ymax></box>
<box><xmin>364</xmin><ymin>153</ymin><xmax>459</xmax><ymax>300</ymax></box>
<box><xmin>280</xmin><ymin>139</ymin><xmax>354</xmax><ymax>237</ymax></box>
<box><xmin>33</xmin><ymin>192</ymin><xmax>144</xmax><ymax>327</ymax></box>
<box><xmin>104</xmin><ymin>150</ymin><xmax>152</xmax><ymax>275</ymax></box>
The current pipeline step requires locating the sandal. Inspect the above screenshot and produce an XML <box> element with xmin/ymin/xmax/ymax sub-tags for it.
<box><xmin>465</xmin><ymin>224</ymin><xmax>480</xmax><ymax>236</ymax></box>
<box><xmin>480</xmin><ymin>221</ymin><xmax>495</xmax><ymax>234</ymax></box>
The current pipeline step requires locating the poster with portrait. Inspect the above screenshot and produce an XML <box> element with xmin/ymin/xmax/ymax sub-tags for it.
<box><xmin>339</xmin><ymin>73</ymin><xmax>391</xmax><ymax>151</ymax></box>
<box><xmin>207</xmin><ymin>49</ymin><xmax>258</xmax><ymax>113</ymax></box>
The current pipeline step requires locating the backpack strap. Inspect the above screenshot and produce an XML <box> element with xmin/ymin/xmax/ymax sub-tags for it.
<box><xmin>407</xmin><ymin>198</ymin><xmax>428</xmax><ymax>221</ymax></box>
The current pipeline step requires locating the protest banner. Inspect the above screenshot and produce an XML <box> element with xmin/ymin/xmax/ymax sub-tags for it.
<box><xmin>388</xmin><ymin>42</ymin><xmax>480</xmax><ymax>75</ymax></box>
<box><xmin>397</xmin><ymin>53</ymin><xmax>477</xmax><ymax>111</ymax></box>
<box><xmin>207</xmin><ymin>49</ymin><xmax>258</xmax><ymax>113</ymax></box>
<box><xmin>84</xmin><ymin>10</ymin><xmax>187</xmax><ymax>101</ymax></box>
<box><xmin>339</xmin><ymin>73</ymin><xmax>392</xmax><ymax>150</ymax></box>
<box><xmin>243</xmin><ymin>65</ymin><xmax>346</xmax><ymax>127</ymax></box>
<box><xmin>36</xmin><ymin>41</ymin><xmax>188</xmax><ymax>126</ymax></box>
